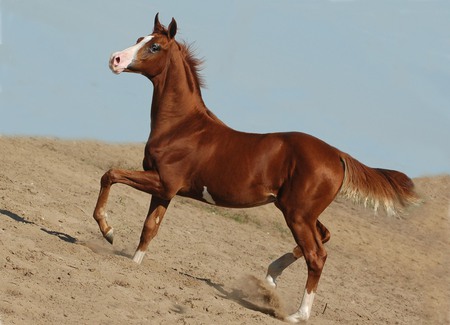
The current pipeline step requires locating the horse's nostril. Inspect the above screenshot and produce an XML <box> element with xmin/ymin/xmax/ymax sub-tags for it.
<box><xmin>115</xmin><ymin>56</ymin><xmax>121</xmax><ymax>65</ymax></box>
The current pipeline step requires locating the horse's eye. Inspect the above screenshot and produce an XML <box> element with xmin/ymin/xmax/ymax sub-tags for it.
<box><xmin>150</xmin><ymin>43</ymin><xmax>161</xmax><ymax>53</ymax></box>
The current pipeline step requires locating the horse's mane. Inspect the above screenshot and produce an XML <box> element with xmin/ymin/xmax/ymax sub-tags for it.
<box><xmin>155</xmin><ymin>24</ymin><xmax>224</xmax><ymax>124</ymax></box>
<box><xmin>178</xmin><ymin>41</ymin><xmax>206</xmax><ymax>89</ymax></box>
<box><xmin>154</xmin><ymin>23</ymin><xmax>205</xmax><ymax>89</ymax></box>
<box><xmin>179</xmin><ymin>41</ymin><xmax>226</xmax><ymax>124</ymax></box>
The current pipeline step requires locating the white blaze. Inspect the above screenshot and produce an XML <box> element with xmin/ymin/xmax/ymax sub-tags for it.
<box><xmin>109</xmin><ymin>35</ymin><xmax>154</xmax><ymax>74</ymax></box>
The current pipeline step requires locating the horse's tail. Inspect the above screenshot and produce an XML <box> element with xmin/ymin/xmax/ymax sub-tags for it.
<box><xmin>339</xmin><ymin>153</ymin><xmax>419</xmax><ymax>215</ymax></box>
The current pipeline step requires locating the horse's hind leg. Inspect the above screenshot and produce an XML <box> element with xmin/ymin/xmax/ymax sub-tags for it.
<box><xmin>265</xmin><ymin>220</ymin><xmax>330</xmax><ymax>288</ymax></box>
<box><xmin>133</xmin><ymin>196</ymin><xmax>170</xmax><ymax>264</ymax></box>
<box><xmin>284</xmin><ymin>216</ymin><xmax>328</xmax><ymax>322</ymax></box>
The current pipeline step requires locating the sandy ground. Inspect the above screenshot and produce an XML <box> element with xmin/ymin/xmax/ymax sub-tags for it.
<box><xmin>0</xmin><ymin>136</ymin><xmax>449</xmax><ymax>325</ymax></box>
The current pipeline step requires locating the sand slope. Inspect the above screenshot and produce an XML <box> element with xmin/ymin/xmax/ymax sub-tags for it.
<box><xmin>0</xmin><ymin>137</ymin><xmax>448</xmax><ymax>324</ymax></box>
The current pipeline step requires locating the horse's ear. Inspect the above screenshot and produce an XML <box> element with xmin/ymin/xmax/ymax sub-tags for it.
<box><xmin>153</xmin><ymin>13</ymin><xmax>163</xmax><ymax>33</ymax></box>
<box><xmin>168</xmin><ymin>18</ymin><xmax>177</xmax><ymax>39</ymax></box>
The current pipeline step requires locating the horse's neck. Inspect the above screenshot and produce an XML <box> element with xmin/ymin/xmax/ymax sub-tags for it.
<box><xmin>150</xmin><ymin>53</ymin><xmax>225</xmax><ymax>132</ymax></box>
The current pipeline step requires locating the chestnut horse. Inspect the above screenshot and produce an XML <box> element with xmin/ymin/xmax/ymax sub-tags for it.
<box><xmin>93</xmin><ymin>14</ymin><xmax>417</xmax><ymax>322</ymax></box>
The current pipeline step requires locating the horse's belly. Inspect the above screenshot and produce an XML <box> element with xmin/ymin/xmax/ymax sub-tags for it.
<box><xmin>178</xmin><ymin>185</ymin><xmax>277</xmax><ymax>208</ymax></box>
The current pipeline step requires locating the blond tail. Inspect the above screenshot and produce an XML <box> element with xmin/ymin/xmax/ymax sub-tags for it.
<box><xmin>339</xmin><ymin>153</ymin><xmax>419</xmax><ymax>215</ymax></box>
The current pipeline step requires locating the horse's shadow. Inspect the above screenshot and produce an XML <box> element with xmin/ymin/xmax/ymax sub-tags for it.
<box><xmin>0</xmin><ymin>210</ymin><xmax>138</xmax><ymax>258</ymax></box>
<box><xmin>0</xmin><ymin>209</ymin><xmax>34</xmax><ymax>224</ymax></box>
<box><xmin>178</xmin><ymin>271</ymin><xmax>286</xmax><ymax>320</ymax></box>
<box><xmin>0</xmin><ymin>209</ymin><xmax>77</xmax><ymax>244</ymax></box>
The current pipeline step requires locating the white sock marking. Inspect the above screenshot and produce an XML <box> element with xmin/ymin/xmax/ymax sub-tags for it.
<box><xmin>285</xmin><ymin>290</ymin><xmax>315</xmax><ymax>322</ymax></box>
<box><xmin>202</xmin><ymin>186</ymin><xmax>216</xmax><ymax>205</ymax></box>
<box><xmin>265</xmin><ymin>274</ymin><xmax>277</xmax><ymax>288</ymax></box>
<box><xmin>132</xmin><ymin>250</ymin><xmax>146</xmax><ymax>264</ymax></box>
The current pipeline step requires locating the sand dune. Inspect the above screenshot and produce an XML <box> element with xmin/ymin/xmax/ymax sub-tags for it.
<box><xmin>0</xmin><ymin>137</ymin><xmax>448</xmax><ymax>324</ymax></box>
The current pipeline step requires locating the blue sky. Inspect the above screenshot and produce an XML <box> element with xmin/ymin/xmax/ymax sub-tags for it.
<box><xmin>1</xmin><ymin>0</ymin><xmax>449</xmax><ymax>177</ymax></box>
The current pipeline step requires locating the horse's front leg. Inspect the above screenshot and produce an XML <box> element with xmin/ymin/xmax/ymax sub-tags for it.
<box><xmin>93</xmin><ymin>169</ymin><xmax>168</xmax><ymax>244</ymax></box>
<box><xmin>133</xmin><ymin>196</ymin><xmax>170</xmax><ymax>264</ymax></box>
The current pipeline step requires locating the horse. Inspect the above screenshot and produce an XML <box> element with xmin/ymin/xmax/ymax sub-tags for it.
<box><xmin>93</xmin><ymin>13</ymin><xmax>418</xmax><ymax>322</ymax></box>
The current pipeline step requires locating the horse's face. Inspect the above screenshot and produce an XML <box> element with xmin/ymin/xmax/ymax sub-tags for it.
<box><xmin>109</xmin><ymin>14</ymin><xmax>177</xmax><ymax>79</ymax></box>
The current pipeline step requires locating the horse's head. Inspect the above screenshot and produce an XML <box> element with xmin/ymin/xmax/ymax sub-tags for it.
<box><xmin>109</xmin><ymin>13</ymin><xmax>177</xmax><ymax>79</ymax></box>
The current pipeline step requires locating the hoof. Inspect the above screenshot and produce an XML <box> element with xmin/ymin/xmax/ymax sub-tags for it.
<box><xmin>104</xmin><ymin>228</ymin><xmax>114</xmax><ymax>244</ymax></box>
<box><xmin>285</xmin><ymin>307</ymin><xmax>311</xmax><ymax>323</ymax></box>
<box><xmin>285</xmin><ymin>313</ymin><xmax>308</xmax><ymax>323</ymax></box>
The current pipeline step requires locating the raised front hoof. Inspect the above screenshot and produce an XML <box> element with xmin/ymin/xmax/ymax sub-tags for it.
<box><xmin>104</xmin><ymin>228</ymin><xmax>114</xmax><ymax>244</ymax></box>
<box><xmin>285</xmin><ymin>312</ymin><xmax>310</xmax><ymax>323</ymax></box>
